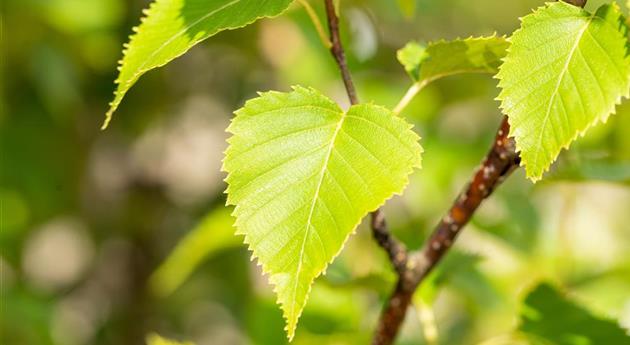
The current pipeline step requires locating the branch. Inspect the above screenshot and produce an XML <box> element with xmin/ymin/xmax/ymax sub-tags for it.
<box><xmin>298</xmin><ymin>0</ymin><xmax>332</xmax><ymax>49</ymax></box>
<box><xmin>372</xmin><ymin>1</ymin><xmax>586</xmax><ymax>344</ymax></box>
<box><xmin>372</xmin><ymin>117</ymin><xmax>520</xmax><ymax>345</ymax></box>
<box><xmin>324</xmin><ymin>0</ymin><xmax>358</xmax><ymax>105</ymax></box>
<box><xmin>371</xmin><ymin>208</ymin><xmax>409</xmax><ymax>275</ymax></box>
<box><xmin>323</xmin><ymin>0</ymin><xmax>409</xmax><ymax>274</ymax></box>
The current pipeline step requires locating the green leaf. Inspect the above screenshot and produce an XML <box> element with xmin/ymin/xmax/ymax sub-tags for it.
<box><xmin>519</xmin><ymin>283</ymin><xmax>630</xmax><ymax>345</ymax></box>
<box><xmin>149</xmin><ymin>208</ymin><xmax>240</xmax><ymax>298</ymax></box>
<box><xmin>496</xmin><ymin>2</ymin><xmax>630</xmax><ymax>181</ymax></box>
<box><xmin>223</xmin><ymin>86</ymin><xmax>422</xmax><ymax>339</ymax></box>
<box><xmin>397</xmin><ymin>36</ymin><xmax>509</xmax><ymax>84</ymax></box>
<box><xmin>396</xmin><ymin>41</ymin><xmax>428</xmax><ymax>82</ymax></box>
<box><xmin>102</xmin><ymin>0</ymin><xmax>294</xmax><ymax>129</ymax></box>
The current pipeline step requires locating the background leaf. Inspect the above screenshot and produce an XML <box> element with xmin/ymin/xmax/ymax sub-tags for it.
<box><xmin>397</xmin><ymin>36</ymin><xmax>508</xmax><ymax>85</ymax></box>
<box><xmin>223</xmin><ymin>86</ymin><xmax>422</xmax><ymax>339</ymax></box>
<box><xmin>396</xmin><ymin>0</ymin><xmax>417</xmax><ymax>19</ymax></box>
<box><xmin>103</xmin><ymin>0</ymin><xmax>293</xmax><ymax>128</ymax></box>
<box><xmin>519</xmin><ymin>283</ymin><xmax>630</xmax><ymax>345</ymax></box>
<box><xmin>146</xmin><ymin>333</ymin><xmax>194</xmax><ymax>345</ymax></box>
<box><xmin>496</xmin><ymin>2</ymin><xmax>630</xmax><ymax>181</ymax></box>
<box><xmin>149</xmin><ymin>208</ymin><xmax>240</xmax><ymax>298</ymax></box>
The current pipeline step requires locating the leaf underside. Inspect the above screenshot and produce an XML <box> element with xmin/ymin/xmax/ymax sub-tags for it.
<box><xmin>397</xmin><ymin>36</ymin><xmax>509</xmax><ymax>84</ymax></box>
<box><xmin>496</xmin><ymin>2</ymin><xmax>630</xmax><ymax>181</ymax></box>
<box><xmin>223</xmin><ymin>86</ymin><xmax>422</xmax><ymax>339</ymax></box>
<box><xmin>103</xmin><ymin>0</ymin><xmax>293</xmax><ymax>129</ymax></box>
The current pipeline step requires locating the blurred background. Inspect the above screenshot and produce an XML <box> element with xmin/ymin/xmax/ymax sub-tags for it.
<box><xmin>2</xmin><ymin>0</ymin><xmax>630</xmax><ymax>344</ymax></box>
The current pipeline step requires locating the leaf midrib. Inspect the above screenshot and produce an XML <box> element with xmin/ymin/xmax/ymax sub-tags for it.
<box><xmin>133</xmin><ymin>0</ymin><xmax>242</xmax><ymax>80</ymax></box>
<box><xmin>532</xmin><ymin>13</ymin><xmax>594</xmax><ymax>174</ymax></box>
<box><xmin>290</xmin><ymin>107</ymin><xmax>347</xmax><ymax>323</ymax></box>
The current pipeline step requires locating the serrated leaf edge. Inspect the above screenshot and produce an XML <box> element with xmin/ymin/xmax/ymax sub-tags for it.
<box><xmin>102</xmin><ymin>0</ymin><xmax>294</xmax><ymax>129</ymax></box>
<box><xmin>398</xmin><ymin>34</ymin><xmax>509</xmax><ymax>89</ymax></box>
<box><xmin>495</xmin><ymin>2</ymin><xmax>630</xmax><ymax>182</ymax></box>
<box><xmin>221</xmin><ymin>86</ymin><xmax>422</xmax><ymax>340</ymax></box>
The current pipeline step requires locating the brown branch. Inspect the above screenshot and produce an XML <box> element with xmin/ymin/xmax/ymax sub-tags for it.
<box><xmin>371</xmin><ymin>208</ymin><xmax>409</xmax><ymax>275</ymax></box>
<box><xmin>372</xmin><ymin>1</ymin><xmax>587</xmax><ymax>344</ymax></box>
<box><xmin>323</xmin><ymin>0</ymin><xmax>409</xmax><ymax>274</ymax></box>
<box><xmin>324</xmin><ymin>0</ymin><xmax>358</xmax><ymax>105</ymax></box>
<box><xmin>372</xmin><ymin>117</ymin><xmax>520</xmax><ymax>345</ymax></box>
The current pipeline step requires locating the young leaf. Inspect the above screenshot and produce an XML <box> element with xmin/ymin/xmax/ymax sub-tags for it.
<box><xmin>496</xmin><ymin>2</ymin><xmax>630</xmax><ymax>181</ymax></box>
<box><xmin>519</xmin><ymin>283</ymin><xmax>630</xmax><ymax>344</ymax></box>
<box><xmin>396</xmin><ymin>41</ymin><xmax>428</xmax><ymax>82</ymax></box>
<box><xmin>102</xmin><ymin>0</ymin><xmax>293</xmax><ymax>129</ymax></box>
<box><xmin>397</xmin><ymin>36</ymin><xmax>509</xmax><ymax>84</ymax></box>
<box><xmin>223</xmin><ymin>86</ymin><xmax>422</xmax><ymax>339</ymax></box>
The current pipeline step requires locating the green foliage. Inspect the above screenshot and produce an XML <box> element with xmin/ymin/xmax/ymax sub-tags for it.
<box><xmin>496</xmin><ymin>2</ymin><xmax>630</xmax><ymax>181</ymax></box>
<box><xmin>103</xmin><ymin>0</ymin><xmax>294</xmax><ymax>129</ymax></box>
<box><xmin>397</xmin><ymin>41</ymin><xmax>428</xmax><ymax>82</ymax></box>
<box><xmin>397</xmin><ymin>36</ymin><xmax>508</xmax><ymax>85</ymax></box>
<box><xmin>519</xmin><ymin>283</ymin><xmax>630</xmax><ymax>345</ymax></box>
<box><xmin>146</xmin><ymin>333</ymin><xmax>194</xmax><ymax>345</ymax></box>
<box><xmin>11</xmin><ymin>0</ymin><xmax>630</xmax><ymax>343</ymax></box>
<box><xmin>223</xmin><ymin>86</ymin><xmax>422</xmax><ymax>339</ymax></box>
<box><xmin>149</xmin><ymin>208</ymin><xmax>239</xmax><ymax>298</ymax></box>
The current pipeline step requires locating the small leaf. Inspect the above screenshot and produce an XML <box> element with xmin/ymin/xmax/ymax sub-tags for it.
<box><xmin>223</xmin><ymin>86</ymin><xmax>422</xmax><ymax>339</ymax></box>
<box><xmin>397</xmin><ymin>41</ymin><xmax>428</xmax><ymax>81</ymax></box>
<box><xmin>103</xmin><ymin>0</ymin><xmax>294</xmax><ymax>129</ymax></box>
<box><xmin>519</xmin><ymin>283</ymin><xmax>630</xmax><ymax>344</ymax></box>
<box><xmin>496</xmin><ymin>2</ymin><xmax>630</xmax><ymax>181</ymax></box>
<box><xmin>397</xmin><ymin>36</ymin><xmax>509</xmax><ymax>84</ymax></box>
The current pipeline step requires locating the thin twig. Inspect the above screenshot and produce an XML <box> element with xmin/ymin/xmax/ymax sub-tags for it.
<box><xmin>393</xmin><ymin>81</ymin><xmax>423</xmax><ymax>115</ymax></box>
<box><xmin>323</xmin><ymin>0</ymin><xmax>409</xmax><ymax>274</ymax></box>
<box><xmin>324</xmin><ymin>0</ymin><xmax>358</xmax><ymax>105</ymax></box>
<box><xmin>298</xmin><ymin>0</ymin><xmax>333</xmax><ymax>49</ymax></box>
<box><xmin>371</xmin><ymin>208</ymin><xmax>409</xmax><ymax>275</ymax></box>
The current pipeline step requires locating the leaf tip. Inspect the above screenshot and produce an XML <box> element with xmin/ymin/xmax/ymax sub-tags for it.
<box><xmin>101</xmin><ymin>108</ymin><xmax>115</xmax><ymax>130</ymax></box>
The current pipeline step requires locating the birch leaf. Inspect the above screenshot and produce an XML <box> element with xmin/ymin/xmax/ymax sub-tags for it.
<box><xmin>223</xmin><ymin>86</ymin><xmax>422</xmax><ymax>339</ymax></box>
<box><xmin>397</xmin><ymin>36</ymin><xmax>508</xmax><ymax>84</ymax></box>
<box><xmin>496</xmin><ymin>2</ymin><xmax>630</xmax><ymax>181</ymax></box>
<box><xmin>103</xmin><ymin>0</ymin><xmax>293</xmax><ymax>129</ymax></box>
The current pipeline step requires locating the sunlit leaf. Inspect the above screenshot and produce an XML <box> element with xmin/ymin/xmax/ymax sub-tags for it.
<box><xmin>223</xmin><ymin>86</ymin><xmax>422</xmax><ymax>339</ymax></box>
<box><xmin>397</xmin><ymin>36</ymin><xmax>508</xmax><ymax>84</ymax></box>
<box><xmin>397</xmin><ymin>41</ymin><xmax>428</xmax><ymax>82</ymax></box>
<box><xmin>103</xmin><ymin>0</ymin><xmax>294</xmax><ymax>129</ymax></box>
<box><xmin>496</xmin><ymin>2</ymin><xmax>630</xmax><ymax>181</ymax></box>
<box><xmin>519</xmin><ymin>283</ymin><xmax>630</xmax><ymax>344</ymax></box>
<box><xmin>149</xmin><ymin>208</ymin><xmax>240</xmax><ymax>298</ymax></box>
